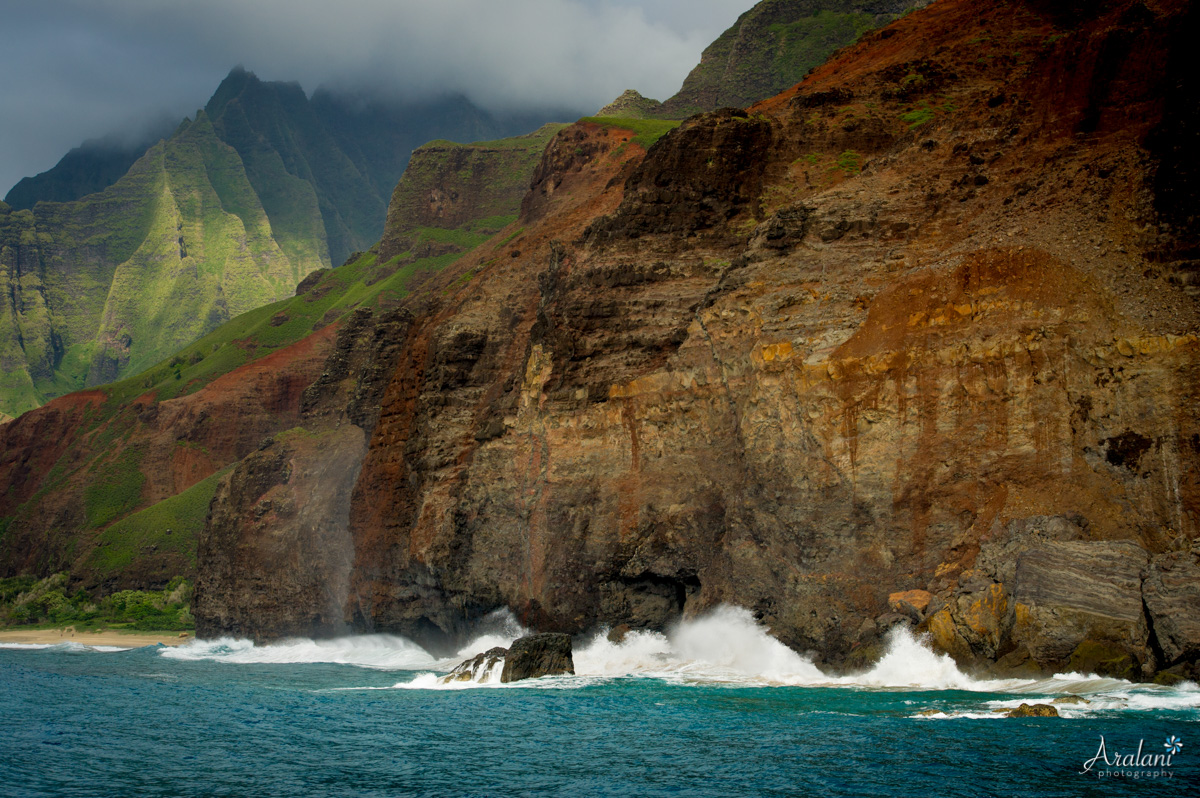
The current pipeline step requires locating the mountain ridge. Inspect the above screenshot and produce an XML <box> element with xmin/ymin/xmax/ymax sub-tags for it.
<box><xmin>0</xmin><ymin>69</ymin><xmax>575</xmax><ymax>418</ymax></box>
<box><xmin>0</xmin><ymin>111</ymin><xmax>311</xmax><ymax>417</ymax></box>
<box><xmin>650</xmin><ymin>0</ymin><xmax>926</xmax><ymax>118</ymax></box>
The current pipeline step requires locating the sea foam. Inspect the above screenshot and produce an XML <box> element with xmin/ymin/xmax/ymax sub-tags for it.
<box><xmin>160</xmin><ymin>633</ymin><xmax>441</xmax><ymax>670</ymax></box>
<box><xmin>0</xmin><ymin>641</ymin><xmax>131</xmax><ymax>653</ymax></box>
<box><xmin>152</xmin><ymin>604</ymin><xmax>1200</xmax><ymax>714</ymax></box>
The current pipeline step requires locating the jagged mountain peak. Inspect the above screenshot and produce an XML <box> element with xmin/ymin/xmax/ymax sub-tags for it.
<box><xmin>595</xmin><ymin>90</ymin><xmax>663</xmax><ymax>119</ymax></box>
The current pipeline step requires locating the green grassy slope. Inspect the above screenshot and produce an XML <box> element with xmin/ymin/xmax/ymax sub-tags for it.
<box><xmin>84</xmin><ymin>467</ymin><xmax>233</xmax><ymax>576</ymax></box>
<box><xmin>655</xmin><ymin>0</ymin><xmax>924</xmax><ymax>118</ymax></box>
<box><xmin>104</xmin><ymin>245</ymin><xmax>462</xmax><ymax>409</ymax></box>
<box><xmin>377</xmin><ymin>123</ymin><xmax>565</xmax><ymax>262</ymax></box>
<box><xmin>577</xmin><ymin>118</ymin><xmax>680</xmax><ymax>149</ymax></box>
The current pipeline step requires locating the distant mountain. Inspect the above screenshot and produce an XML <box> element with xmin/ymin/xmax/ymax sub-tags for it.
<box><xmin>7</xmin><ymin>67</ymin><xmax>575</xmax><ymax>269</ymax></box>
<box><xmin>0</xmin><ymin>113</ymin><xmax>314</xmax><ymax>417</ymax></box>
<box><xmin>4</xmin><ymin>120</ymin><xmax>176</xmax><ymax>211</ymax></box>
<box><xmin>0</xmin><ymin>69</ymin><xmax>576</xmax><ymax>418</ymax></box>
<box><xmin>205</xmin><ymin>68</ymin><xmax>568</xmax><ymax>267</ymax></box>
<box><xmin>608</xmin><ymin>0</ymin><xmax>926</xmax><ymax>119</ymax></box>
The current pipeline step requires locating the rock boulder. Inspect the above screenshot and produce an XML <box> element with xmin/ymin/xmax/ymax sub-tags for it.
<box><xmin>1006</xmin><ymin>703</ymin><xmax>1059</xmax><ymax>718</ymax></box>
<box><xmin>443</xmin><ymin>647</ymin><xmax>509</xmax><ymax>683</ymax></box>
<box><xmin>1142</xmin><ymin>552</ymin><xmax>1200</xmax><ymax>666</ymax></box>
<box><xmin>500</xmin><ymin>633</ymin><xmax>575</xmax><ymax>683</ymax></box>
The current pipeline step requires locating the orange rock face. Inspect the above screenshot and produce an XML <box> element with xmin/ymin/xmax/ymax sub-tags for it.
<box><xmin>889</xmin><ymin>590</ymin><xmax>933</xmax><ymax>614</ymax></box>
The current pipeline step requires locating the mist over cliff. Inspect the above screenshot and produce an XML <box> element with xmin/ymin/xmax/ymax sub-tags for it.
<box><xmin>0</xmin><ymin>0</ymin><xmax>759</xmax><ymax>197</ymax></box>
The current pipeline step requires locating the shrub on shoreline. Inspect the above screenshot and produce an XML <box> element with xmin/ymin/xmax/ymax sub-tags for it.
<box><xmin>0</xmin><ymin>574</ymin><xmax>193</xmax><ymax>631</ymax></box>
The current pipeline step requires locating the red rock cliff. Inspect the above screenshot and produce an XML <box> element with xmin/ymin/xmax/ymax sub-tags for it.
<box><xmin>197</xmin><ymin>0</ymin><xmax>1200</xmax><ymax>679</ymax></box>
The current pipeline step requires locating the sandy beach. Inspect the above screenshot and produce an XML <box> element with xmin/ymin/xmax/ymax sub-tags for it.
<box><xmin>0</xmin><ymin>627</ymin><xmax>192</xmax><ymax>648</ymax></box>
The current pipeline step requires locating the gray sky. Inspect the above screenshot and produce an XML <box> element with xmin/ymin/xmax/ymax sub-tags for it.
<box><xmin>0</xmin><ymin>0</ymin><xmax>757</xmax><ymax>196</ymax></box>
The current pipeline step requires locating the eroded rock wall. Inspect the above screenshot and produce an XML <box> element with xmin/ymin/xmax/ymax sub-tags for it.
<box><xmin>198</xmin><ymin>0</ymin><xmax>1200</xmax><ymax>678</ymax></box>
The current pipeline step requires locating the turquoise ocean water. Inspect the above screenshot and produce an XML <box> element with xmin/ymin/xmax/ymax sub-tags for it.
<box><xmin>2</xmin><ymin>607</ymin><xmax>1196</xmax><ymax>797</ymax></box>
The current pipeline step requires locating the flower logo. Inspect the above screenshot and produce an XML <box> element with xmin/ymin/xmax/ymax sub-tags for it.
<box><xmin>1165</xmin><ymin>736</ymin><xmax>1183</xmax><ymax>755</ymax></box>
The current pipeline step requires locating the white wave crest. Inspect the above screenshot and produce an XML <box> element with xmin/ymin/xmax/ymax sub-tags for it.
<box><xmin>0</xmin><ymin>641</ymin><xmax>133</xmax><ymax>653</ymax></box>
<box><xmin>572</xmin><ymin>605</ymin><xmax>825</xmax><ymax>684</ymax></box>
<box><xmin>443</xmin><ymin>608</ymin><xmax>529</xmax><ymax>666</ymax></box>
<box><xmin>161</xmin><ymin>634</ymin><xmax>441</xmax><ymax>670</ymax></box>
<box><xmin>147</xmin><ymin>604</ymin><xmax>1200</xmax><ymax>715</ymax></box>
<box><xmin>567</xmin><ymin>607</ymin><xmax>1004</xmax><ymax>689</ymax></box>
<box><xmin>160</xmin><ymin>609</ymin><xmax>529</xmax><ymax>672</ymax></box>
<box><xmin>844</xmin><ymin>626</ymin><xmax>1021</xmax><ymax>691</ymax></box>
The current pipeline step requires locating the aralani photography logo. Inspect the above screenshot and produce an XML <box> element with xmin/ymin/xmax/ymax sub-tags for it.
<box><xmin>1081</xmin><ymin>735</ymin><xmax>1184</xmax><ymax>780</ymax></box>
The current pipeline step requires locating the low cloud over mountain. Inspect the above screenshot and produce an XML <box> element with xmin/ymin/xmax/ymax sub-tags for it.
<box><xmin>0</xmin><ymin>0</ymin><xmax>754</xmax><ymax>194</ymax></box>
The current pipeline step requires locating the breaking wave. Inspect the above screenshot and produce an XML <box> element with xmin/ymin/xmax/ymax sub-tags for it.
<box><xmin>160</xmin><ymin>609</ymin><xmax>528</xmax><ymax>671</ymax></box>
<box><xmin>149</xmin><ymin>604</ymin><xmax>1200</xmax><ymax>714</ymax></box>
<box><xmin>160</xmin><ymin>633</ymin><xmax>442</xmax><ymax>670</ymax></box>
<box><xmin>0</xmin><ymin>641</ymin><xmax>130</xmax><ymax>653</ymax></box>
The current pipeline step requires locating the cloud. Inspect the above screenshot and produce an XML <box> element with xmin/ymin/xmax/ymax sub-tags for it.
<box><xmin>0</xmin><ymin>0</ymin><xmax>755</xmax><ymax>195</ymax></box>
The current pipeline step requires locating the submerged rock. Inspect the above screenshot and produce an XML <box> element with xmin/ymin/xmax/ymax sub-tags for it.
<box><xmin>501</xmin><ymin>633</ymin><xmax>575</xmax><ymax>683</ymax></box>
<box><xmin>1006</xmin><ymin>703</ymin><xmax>1059</xmax><ymax>718</ymax></box>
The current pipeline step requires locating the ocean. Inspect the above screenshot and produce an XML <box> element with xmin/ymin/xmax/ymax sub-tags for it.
<box><xmin>1</xmin><ymin>607</ymin><xmax>1196</xmax><ymax>797</ymax></box>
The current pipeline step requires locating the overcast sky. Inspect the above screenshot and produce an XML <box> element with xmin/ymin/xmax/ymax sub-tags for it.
<box><xmin>0</xmin><ymin>0</ymin><xmax>757</xmax><ymax>196</ymax></box>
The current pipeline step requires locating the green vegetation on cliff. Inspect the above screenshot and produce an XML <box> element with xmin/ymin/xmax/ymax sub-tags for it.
<box><xmin>107</xmin><ymin>247</ymin><xmax>457</xmax><ymax>407</ymax></box>
<box><xmin>1</xmin><ymin>69</ymin><xmax>574</xmax><ymax>420</ymax></box>
<box><xmin>655</xmin><ymin>0</ymin><xmax>925</xmax><ymax>117</ymax></box>
<box><xmin>378</xmin><ymin>123</ymin><xmax>564</xmax><ymax>262</ymax></box>
<box><xmin>0</xmin><ymin>113</ymin><xmax>312</xmax><ymax>419</ymax></box>
<box><xmin>85</xmin><ymin>467</ymin><xmax>233</xmax><ymax>577</ymax></box>
<box><xmin>579</xmin><ymin>117</ymin><xmax>681</xmax><ymax>149</ymax></box>
<box><xmin>0</xmin><ymin>121</ymin><xmax>559</xmax><ymax>600</ymax></box>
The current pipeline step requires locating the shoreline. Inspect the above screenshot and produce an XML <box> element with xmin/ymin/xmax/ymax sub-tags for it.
<box><xmin>0</xmin><ymin>627</ymin><xmax>192</xmax><ymax>648</ymax></box>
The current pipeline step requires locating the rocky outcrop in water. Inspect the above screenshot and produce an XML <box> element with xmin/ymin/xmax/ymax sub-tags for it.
<box><xmin>443</xmin><ymin>647</ymin><xmax>509</xmax><ymax>683</ymax></box>
<box><xmin>1142</xmin><ymin>550</ymin><xmax>1200</xmax><ymax>670</ymax></box>
<box><xmin>501</xmin><ymin>633</ymin><xmax>575</xmax><ymax>682</ymax></box>
<box><xmin>441</xmin><ymin>634</ymin><xmax>575</xmax><ymax>683</ymax></box>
